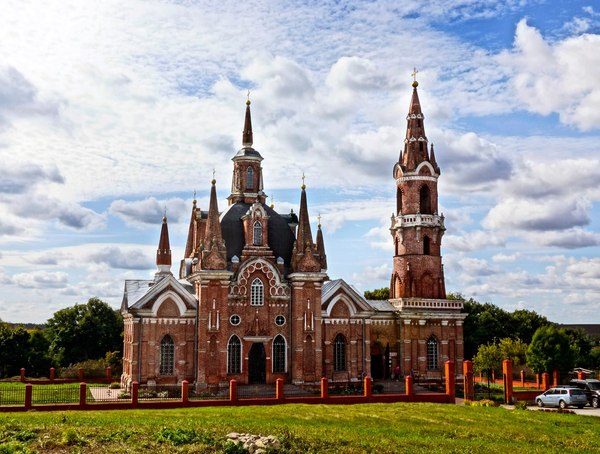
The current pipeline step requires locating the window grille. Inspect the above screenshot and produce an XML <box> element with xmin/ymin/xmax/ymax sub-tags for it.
<box><xmin>427</xmin><ymin>336</ymin><xmax>439</xmax><ymax>370</ymax></box>
<box><xmin>273</xmin><ymin>335</ymin><xmax>286</xmax><ymax>373</ymax></box>
<box><xmin>246</xmin><ymin>167</ymin><xmax>254</xmax><ymax>190</ymax></box>
<box><xmin>251</xmin><ymin>278</ymin><xmax>264</xmax><ymax>306</ymax></box>
<box><xmin>228</xmin><ymin>336</ymin><xmax>241</xmax><ymax>374</ymax></box>
<box><xmin>253</xmin><ymin>221</ymin><xmax>262</xmax><ymax>246</ymax></box>
<box><xmin>333</xmin><ymin>334</ymin><xmax>346</xmax><ymax>372</ymax></box>
<box><xmin>160</xmin><ymin>335</ymin><xmax>175</xmax><ymax>375</ymax></box>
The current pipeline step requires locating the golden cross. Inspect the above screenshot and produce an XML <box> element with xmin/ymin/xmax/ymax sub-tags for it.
<box><xmin>247</xmin><ymin>89</ymin><xmax>251</xmax><ymax>102</ymax></box>
<box><xmin>302</xmin><ymin>172</ymin><xmax>305</xmax><ymax>186</ymax></box>
<box><xmin>193</xmin><ymin>189</ymin><xmax>196</xmax><ymax>200</ymax></box>
<box><xmin>411</xmin><ymin>67</ymin><xmax>419</xmax><ymax>82</ymax></box>
<box><xmin>317</xmin><ymin>213</ymin><xmax>321</xmax><ymax>226</ymax></box>
<box><xmin>212</xmin><ymin>168</ymin><xmax>216</xmax><ymax>179</ymax></box>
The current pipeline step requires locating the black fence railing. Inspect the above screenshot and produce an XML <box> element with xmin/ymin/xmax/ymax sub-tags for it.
<box><xmin>138</xmin><ymin>384</ymin><xmax>181</xmax><ymax>400</ymax></box>
<box><xmin>189</xmin><ymin>383</ymin><xmax>229</xmax><ymax>400</ymax></box>
<box><xmin>0</xmin><ymin>386</ymin><xmax>26</xmax><ymax>405</ymax></box>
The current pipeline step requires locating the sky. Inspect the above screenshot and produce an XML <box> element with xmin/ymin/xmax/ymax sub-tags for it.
<box><xmin>1</xmin><ymin>0</ymin><xmax>599</xmax><ymax>324</ymax></box>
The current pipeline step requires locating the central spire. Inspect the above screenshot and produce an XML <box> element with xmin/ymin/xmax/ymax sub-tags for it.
<box><xmin>401</xmin><ymin>71</ymin><xmax>430</xmax><ymax>171</ymax></box>
<box><xmin>242</xmin><ymin>92</ymin><xmax>253</xmax><ymax>147</ymax></box>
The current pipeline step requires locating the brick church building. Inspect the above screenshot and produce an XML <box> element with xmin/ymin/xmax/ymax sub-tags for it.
<box><xmin>120</xmin><ymin>77</ymin><xmax>465</xmax><ymax>388</ymax></box>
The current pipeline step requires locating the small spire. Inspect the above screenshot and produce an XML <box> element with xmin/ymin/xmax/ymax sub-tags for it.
<box><xmin>316</xmin><ymin>215</ymin><xmax>327</xmax><ymax>271</ymax></box>
<box><xmin>156</xmin><ymin>213</ymin><xmax>172</xmax><ymax>268</ymax></box>
<box><xmin>242</xmin><ymin>93</ymin><xmax>253</xmax><ymax>147</ymax></box>
<box><xmin>202</xmin><ymin>177</ymin><xmax>227</xmax><ymax>270</ymax></box>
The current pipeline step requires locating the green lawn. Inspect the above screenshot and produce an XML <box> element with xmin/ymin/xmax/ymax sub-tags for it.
<box><xmin>1</xmin><ymin>403</ymin><xmax>599</xmax><ymax>453</ymax></box>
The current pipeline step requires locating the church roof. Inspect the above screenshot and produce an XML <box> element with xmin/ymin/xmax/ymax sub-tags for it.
<box><xmin>220</xmin><ymin>202</ymin><xmax>295</xmax><ymax>266</ymax></box>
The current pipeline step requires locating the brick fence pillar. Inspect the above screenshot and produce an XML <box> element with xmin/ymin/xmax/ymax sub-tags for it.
<box><xmin>49</xmin><ymin>367</ymin><xmax>55</xmax><ymax>382</ymax></box>
<box><xmin>536</xmin><ymin>373</ymin><xmax>540</xmax><ymax>389</ymax></box>
<box><xmin>577</xmin><ymin>370</ymin><xmax>586</xmax><ymax>380</ymax></box>
<box><xmin>229</xmin><ymin>379</ymin><xmax>238</xmax><ymax>403</ymax></box>
<box><xmin>405</xmin><ymin>375</ymin><xmax>414</xmax><ymax>397</ymax></box>
<box><xmin>320</xmin><ymin>377</ymin><xmax>329</xmax><ymax>399</ymax></box>
<box><xmin>463</xmin><ymin>360</ymin><xmax>474</xmax><ymax>401</ymax></box>
<box><xmin>502</xmin><ymin>359</ymin><xmax>513</xmax><ymax>404</ymax></box>
<box><xmin>106</xmin><ymin>366</ymin><xmax>112</xmax><ymax>383</ymax></box>
<box><xmin>541</xmin><ymin>373</ymin><xmax>550</xmax><ymax>391</ymax></box>
<box><xmin>78</xmin><ymin>368</ymin><xmax>84</xmax><ymax>382</ymax></box>
<box><xmin>25</xmin><ymin>383</ymin><xmax>33</xmax><ymax>409</ymax></box>
<box><xmin>363</xmin><ymin>376</ymin><xmax>372</xmax><ymax>398</ymax></box>
<box><xmin>445</xmin><ymin>360</ymin><xmax>455</xmax><ymax>401</ymax></box>
<box><xmin>20</xmin><ymin>368</ymin><xmax>26</xmax><ymax>383</ymax></box>
<box><xmin>553</xmin><ymin>370</ymin><xmax>559</xmax><ymax>387</ymax></box>
<box><xmin>520</xmin><ymin>369</ymin><xmax>525</xmax><ymax>388</ymax></box>
<box><xmin>79</xmin><ymin>382</ymin><xmax>87</xmax><ymax>409</ymax></box>
<box><xmin>276</xmin><ymin>378</ymin><xmax>284</xmax><ymax>401</ymax></box>
<box><xmin>181</xmin><ymin>380</ymin><xmax>189</xmax><ymax>404</ymax></box>
<box><xmin>131</xmin><ymin>381</ymin><xmax>139</xmax><ymax>407</ymax></box>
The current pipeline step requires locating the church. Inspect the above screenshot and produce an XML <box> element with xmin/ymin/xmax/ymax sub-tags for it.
<box><xmin>120</xmin><ymin>77</ymin><xmax>466</xmax><ymax>388</ymax></box>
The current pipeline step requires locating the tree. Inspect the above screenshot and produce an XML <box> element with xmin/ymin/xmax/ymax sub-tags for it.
<box><xmin>562</xmin><ymin>327</ymin><xmax>593</xmax><ymax>368</ymax></box>
<box><xmin>511</xmin><ymin>309</ymin><xmax>551</xmax><ymax>344</ymax></box>
<box><xmin>473</xmin><ymin>342</ymin><xmax>503</xmax><ymax>398</ymax></box>
<box><xmin>363</xmin><ymin>287</ymin><xmax>390</xmax><ymax>300</ymax></box>
<box><xmin>0</xmin><ymin>323</ymin><xmax>30</xmax><ymax>378</ymax></box>
<box><xmin>462</xmin><ymin>299</ymin><xmax>514</xmax><ymax>359</ymax></box>
<box><xmin>498</xmin><ymin>337</ymin><xmax>528</xmax><ymax>368</ymax></box>
<box><xmin>45</xmin><ymin>298</ymin><xmax>123</xmax><ymax>367</ymax></box>
<box><xmin>526</xmin><ymin>326</ymin><xmax>575</xmax><ymax>374</ymax></box>
<box><xmin>27</xmin><ymin>329</ymin><xmax>52</xmax><ymax>377</ymax></box>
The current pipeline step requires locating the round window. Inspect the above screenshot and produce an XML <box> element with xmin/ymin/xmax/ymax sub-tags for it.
<box><xmin>275</xmin><ymin>315</ymin><xmax>286</xmax><ymax>326</ymax></box>
<box><xmin>230</xmin><ymin>314</ymin><xmax>241</xmax><ymax>326</ymax></box>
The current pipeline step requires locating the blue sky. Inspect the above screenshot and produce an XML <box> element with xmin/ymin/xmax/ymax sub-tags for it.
<box><xmin>1</xmin><ymin>0</ymin><xmax>599</xmax><ymax>324</ymax></box>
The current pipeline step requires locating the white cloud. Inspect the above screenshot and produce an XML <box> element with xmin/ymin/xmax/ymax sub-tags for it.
<box><xmin>12</xmin><ymin>270</ymin><xmax>69</xmax><ymax>289</ymax></box>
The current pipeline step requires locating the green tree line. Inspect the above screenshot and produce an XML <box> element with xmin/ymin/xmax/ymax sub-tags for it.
<box><xmin>0</xmin><ymin>297</ymin><xmax>123</xmax><ymax>378</ymax></box>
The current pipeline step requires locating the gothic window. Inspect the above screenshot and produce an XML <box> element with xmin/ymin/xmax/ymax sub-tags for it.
<box><xmin>253</xmin><ymin>221</ymin><xmax>262</xmax><ymax>246</ymax></box>
<box><xmin>423</xmin><ymin>236</ymin><xmax>430</xmax><ymax>255</ymax></box>
<box><xmin>420</xmin><ymin>185</ymin><xmax>431</xmax><ymax>214</ymax></box>
<box><xmin>272</xmin><ymin>335</ymin><xmax>286</xmax><ymax>373</ymax></box>
<box><xmin>159</xmin><ymin>335</ymin><xmax>175</xmax><ymax>375</ymax></box>
<box><xmin>333</xmin><ymin>333</ymin><xmax>347</xmax><ymax>372</ymax></box>
<box><xmin>427</xmin><ymin>336</ymin><xmax>439</xmax><ymax>370</ymax></box>
<box><xmin>396</xmin><ymin>188</ymin><xmax>402</xmax><ymax>214</ymax></box>
<box><xmin>250</xmin><ymin>278</ymin><xmax>264</xmax><ymax>306</ymax></box>
<box><xmin>246</xmin><ymin>167</ymin><xmax>254</xmax><ymax>190</ymax></box>
<box><xmin>227</xmin><ymin>335</ymin><xmax>242</xmax><ymax>374</ymax></box>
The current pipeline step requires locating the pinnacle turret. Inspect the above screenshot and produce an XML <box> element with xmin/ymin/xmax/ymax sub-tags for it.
<box><xmin>401</xmin><ymin>73</ymin><xmax>431</xmax><ymax>171</ymax></box>
<box><xmin>155</xmin><ymin>214</ymin><xmax>172</xmax><ymax>279</ymax></box>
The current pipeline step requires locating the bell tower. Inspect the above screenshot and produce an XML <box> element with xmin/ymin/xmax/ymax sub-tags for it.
<box><xmin>390</xmin><ymin>73</ymin><xmax>445</xmax><ymax>299</ymax></box>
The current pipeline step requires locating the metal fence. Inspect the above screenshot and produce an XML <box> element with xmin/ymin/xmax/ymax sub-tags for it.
<box><xmin>0</xmin><ymin>386</ymin><xmax>25</xmax><ymax>405</ymax></box>
<box><xmin>237</xmin><ymin>384</ymin><xmax>276</xmax><ymax>399</ymax></box>
<box><xmin>189</xmin><ymin>383</ymin><xmax>229</xmax><ymax>400</ymax></box>
<box><xmin>138</xmin><ymin>384</ymin><xmax>181</xmax><ymax>401</ymax></box>
<box><xmin>32</xmin><ymin>385</ymin><xmax>81</xmax><ymax>404</ymax></box>
<box><xmin>87</xmin><ymin>385</ymin><xmax>130</xmax><ymax>403</ymax></box>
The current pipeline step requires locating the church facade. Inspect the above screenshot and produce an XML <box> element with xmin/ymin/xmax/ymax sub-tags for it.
<box><xmin>120</xmin><ymin>78</ymin><xmax>465</xmax><ymax>388</ymax></box>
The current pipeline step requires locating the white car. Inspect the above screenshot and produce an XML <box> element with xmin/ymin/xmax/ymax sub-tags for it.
<box><xmin>535</xmin><ymin>387</ymin><xmax>588</xmax><ymax>409</ymax></box>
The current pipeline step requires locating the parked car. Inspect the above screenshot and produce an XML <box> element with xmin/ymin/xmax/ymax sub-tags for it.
<box><xmin>569</xmin><ymin>379</ymin><xmax>600</xmax><ymax>408</ymax></box>
<box><xmin>535</xmin><ymin>387</ymin><xmax>588</xmax><ymax>409</ymax></box>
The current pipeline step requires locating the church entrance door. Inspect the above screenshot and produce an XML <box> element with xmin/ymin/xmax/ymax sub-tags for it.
<box><xmin>248</xmin><ymin>343</ymin><xmax>266</xmax><ymax>384</ymax></box>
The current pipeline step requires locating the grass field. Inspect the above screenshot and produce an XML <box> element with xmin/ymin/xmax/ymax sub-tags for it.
<box><xmin>1</xmin><ymin>403</ymin><xmax>599</xmax><ymax>453</ymax></box>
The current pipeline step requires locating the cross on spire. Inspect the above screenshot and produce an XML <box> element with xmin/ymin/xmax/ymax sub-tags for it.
<box><xmin>246</xmin><ymin>89</ymin><xmax>251</xmax><ymax>105</ymax></box>
<box><xmin>301</xmin><ymin>172</ymin><xmax>306</xmax><ymax>190</ymax></box>
<box><xmin>411</xmin><ymin>67</ymin><xmax>419</xmax><ymax>88</ymax></box>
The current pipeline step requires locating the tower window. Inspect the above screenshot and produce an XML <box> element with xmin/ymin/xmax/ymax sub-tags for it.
<box><xmin>333</xmin><ymin>333</ymin><xmax>347</xmax><ymax>372</ymax></box>
<box><xmin>427</xmin><ymin>336</ymin><xmax>439</xmax><ymax>370</ymax></box>
<box><xmin>250</xmin><ymin>278</ymin><xmax>264</xmax><ymax>306</ymax></box>
<box><xmin>423</xmin><ymin>236</ymin><xmax>430</xmax><ymax>255</ymax></box>
<box><xmin>420</xmin><ymin>185</ymin><xmax>431</xmax><ymax>214</ymax></box>
<box><xmin>273</xmin><ymin>335</ymin><xmax>286</xmax><ymax>373</ymax></box>
<box><xmin>227</xmin><ymin>335</ymin><xmax>242</xmax><ymax>374</ymax></box>
<box><xmin>253</xmin><ymin>221</ymin><xmax>263</xmax><ymax>246</ymax></box>
<box><xmin>396</xmin><ymin>188</ymin><xmax>402</xmax><ymax>215</ymax></box>
<box><xmin>246</xmin><ymin>167</ymin><xmax>254</xmax><ymax>190</ymax></box>
<box><xmin>159</xmin><ymin>335</ymin><xmax>175</xmax><ymax>375</ymax></box>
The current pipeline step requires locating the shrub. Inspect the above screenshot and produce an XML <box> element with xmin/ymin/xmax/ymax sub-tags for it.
<box><xmin>514</xmin><ymin>400</ymin><xmax>528</xmax><ymax>410</ymax></box>
<box><xmin>109</xmin><ymin>382</ymin><xmax>120</xmax><ymax>389</ymax></box>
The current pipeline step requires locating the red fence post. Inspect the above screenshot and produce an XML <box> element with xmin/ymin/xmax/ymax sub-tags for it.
<box><xmin>463</xmin><ymin>360</ymin><xmax>474</xmax><ymax>401</ymax></box>
<box><xmin>78</xmin><ymin>368</ymin><xmax>84</xmax><ymax>382</ymax></box>
<box><xmin>363</xmin><ymin>376</ymin><xmax>372</xmax><ymax>398</ymax></box>
<box><xmin>320</xmin><ymin>377</ymin><xmax>329</xmax><ymax>399</ymax></box>
<box><xmin>276</xmin><ymin>378</ymin><xmax>284</xmax><ymax>401</ymax></box>
<box><xmin>542</xmin><ymin>373</ymin><xmax>550</xmax><ymax>391</ymax></box>
<box><xmin>502</xmin><ymin>359</ymin><xmax>513</xmax><ymax>404</ymax></box>
<box><xmin>405</xmin><ymin>375</ymin><xmax>414</xmax><ymax>397</ymax></box>
<box><xmin>131</xmin><ymin>381</ymin><xmax>139</xmax><ymax>407</ymax></box>
<box><xmin>520</xmin><ymin>369</ymin><xmax>525</xmax><ymax>388</ymax></box>
<box><xmin>49</xmin><ymin>367</ymin><xmax>55</xmax><ymax>382</ymax></box>
<box><xmin>445</xmin><ymin>361</ymin><xmax>455</xmax><ymax>401</ymax></box>
<box><xmin>536</xmin><ymin>373</ymin><xmax>540</xmax><ymax>389</ymax></box>
<box><xmin>229</xmin><ymin>379</ymin><xmax>238</xmax><ymax>403</ymax></box>
<box><xmin>577</xmin><ymin>370</ymin><xmax>586</xmax><ymax>380</ymax></box>
<box><xmin>20</xmin><ymin>368</ymin><xmax>26</xmax><ymax>383</ymax></box>
<box><xmin>552</xmin><ymin>370</ymin><xmax>559</xmax><ymax>387</ymax></box>
<box><xmin>106</xmin><ymin>366</ymin><xmax>112</xmax><ymax>383</ymax></box>
<box><xmin>25</xmin><ymin>383</ymin><xmax>33</xmax><ymax>409</ymax></box>
<box><xmin>79</xmin><ymin>382</ymin><xmax>87</xmax><ymax>409</ymax></box>
<box><xmin>181</xmin><ymin>380</ymin><xmax>189</xmax><ymax>404</ymax></box>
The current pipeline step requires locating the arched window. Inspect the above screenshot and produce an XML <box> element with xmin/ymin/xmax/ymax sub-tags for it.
<box><xmin>272</xmin><ymin>335</ymin><xmax>286</xmax><ymax>373</ymax></box>
<box><xmin>160</xmin><ymin>335</ymin><xmax>175</xmax><ymax>375</ymax></box>
<box><xmin>227</xmin><ymin>335</ymin><xmax>241</xmax><ymax>374</ymax></box>
<box><xmin>427</xmin><ymin>336</ymin><xmax>439</xmax><ymax>370</ymax></box>
<box><xmin>333</xmin><ymin>334</ymin><xmax>346</xmax><ymax>372</ymax></box>
<box><xmin>253</xmin><ymin>221</ymin><xmax>262</xmax><ymax>246</ymax></box>
<box><xmin>246</xmin><ymin>167</ymin><xmax>254</xmax><ymax>190</ymax></box>
<box><xmin>396</xmin><ymin>188</ymin><xmax>402</xmax><ymax>215</ymax></box>
<box><xmin>423</xmin><ymin>236</ymin><xmax>430</xmax><ymax>255</ymax></box>
<box><xmin>420</xmin><ymin>185</ymin><xmax>431</xmax><ymax>214</ymax></box>
<box><xmin>251</xmin><ymin>278</ymin><xmax>264</xmax><ymax>306</ymax></box>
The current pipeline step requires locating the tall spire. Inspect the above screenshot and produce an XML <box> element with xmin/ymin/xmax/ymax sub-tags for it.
<box><xmin>292</xmin><ymin>176</ymin><xmax>321</xmax><ymax>272</ymax></box>
<box><xmin>316</xmin><ymin>214</ymin><xmax>328</xmax><ymax>271</ymax></box>
<box><xmin>201</xmin><ymin>178</ymin><xmax>227</xmax><ymax>270</ymax></box>
<box><xmin>401</xmin><ymin>69</ymin><xmax>430</xmax><ymax>171</ymax></box>
<box><xmin>156</xmin><ymin>214</ymin><xmax>172</xmax><ymax>278</ymax></box>
<box><xmin>242</xmin><ymin>92</ymin><xmax>253</xmax><ymax>147</ymax></box>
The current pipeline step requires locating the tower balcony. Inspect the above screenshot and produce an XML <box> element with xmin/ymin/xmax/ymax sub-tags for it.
<box><xmin>390</xmin><ymin>213</ymin><xmax>445</xmax><ymax>230</ymax></box>
<box><xmin>390</xmin><ymin>298</ymin><xmax>463</xmax><ymax>311</ymax></box>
